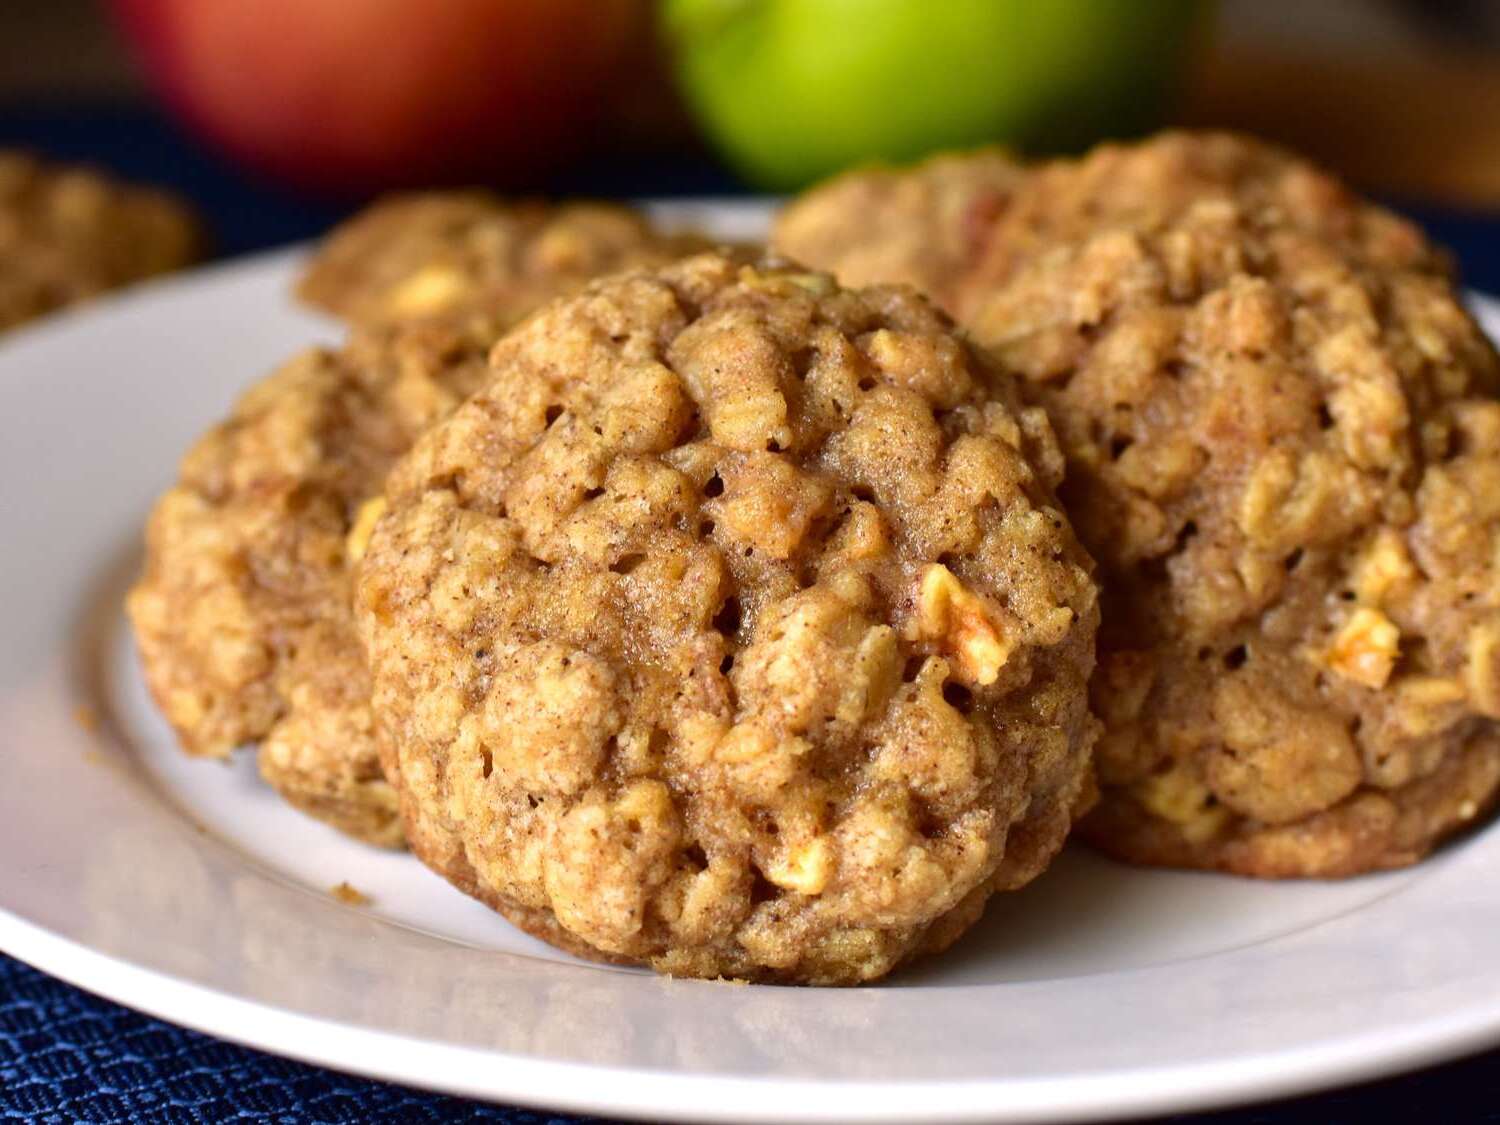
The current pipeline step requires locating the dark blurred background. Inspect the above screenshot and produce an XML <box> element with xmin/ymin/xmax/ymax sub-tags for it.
<box><xmin>3</xmin><ymin>0</ymin><xmax>1500</xmax><ymax>282</ymax></box>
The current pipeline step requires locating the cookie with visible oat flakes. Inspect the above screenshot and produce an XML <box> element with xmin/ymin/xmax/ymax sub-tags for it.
<box><xmin>952</xmin><ymin>130</ymin><xmax>1445</xmax><ymax>314</ymax></box>
<box><xmin>964</xmin><ymin>151</ymin><xmax>1500</xmax><ymax>877</ymax></box>
<box><xmin>127</xmin><ymin>316</ymin><xmax>500</xmax><ymax>846</ymax></box>
<box><xmin>356</xmin><ymin>251</ymin><xmax>1099</xmax><ymax>983</ymax></box>
<box><xmin>780</xmin><ymin>131</ymin><xmax>1500</xmax><ymax>877</ymax></box>
<box><xmin>129</xmin><ymin>192</ymin><xmax>714</xmax><ymax>845</ymax></box>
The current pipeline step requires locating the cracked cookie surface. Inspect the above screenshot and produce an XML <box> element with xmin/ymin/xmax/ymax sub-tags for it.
<box><xmin>357</xmin><ymin>252</ymin><xmax>1099</xmax><ymax>982</ymax></box>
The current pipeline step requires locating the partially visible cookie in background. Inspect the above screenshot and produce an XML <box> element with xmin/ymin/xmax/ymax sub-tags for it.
<box><xmin>954</xmin><ymin>130</ymin><xmax>1447</xmax><ymax>317</ymax></box>
<box><xmin>0</xmin><ymin>151</ymin><xmax>202</xmax><ymax>333</ymax></box>
<box><xmin>129</xmin><ymin>194</ymin><xmax>718</xmax><ymax>847</ymax></box>
<box><xmin>965</xmin><ymin>163</ymin><xmax>1500</xmax><ymax>878</ymax></box>
<box><xmin>358</xmin><ymin>252</ymin><xmax>1099</xmax><ymax>983</ymax></box>
<box><xmin>773</xmin><ymin>132</ymin><xmax>1445</xmax><ymax>327</ymax></box>
<box><xmin>127</xmin><ymin>316</ymin><xmax>500</xmax><ymax>847</ymax></box>
<box><xmin>296</xmin><ymin>192</ymin><xmax>710</xmax><ymax>327</ymax></box>
<box><xmin>771</xmin><ymin>148</ymin><xmax>1024</xmax><ymax>315</ymax></box>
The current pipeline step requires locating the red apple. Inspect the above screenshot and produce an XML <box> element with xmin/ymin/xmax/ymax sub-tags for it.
<box><xmin>110</xmin><ymin>0</ymin><xmax>646</xmax><ymax>196</ymax></box>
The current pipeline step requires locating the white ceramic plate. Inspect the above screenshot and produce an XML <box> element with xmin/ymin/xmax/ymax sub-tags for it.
<box><xmin>2</xmin><ymin>200</ymin><xmax>1499</xmax><ymax>1125</ymax></box>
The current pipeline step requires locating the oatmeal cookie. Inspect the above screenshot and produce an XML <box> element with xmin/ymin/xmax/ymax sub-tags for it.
<box><xmin>357</xmin><ymin>252</ymin><xmax>1100</xmax><ymax>983</ymax></box>
<box><xmin>772</xmin><ymin>148</ymin><xmax>1024</xmax><ymax>314</ymax></box>
<box><xmin>0</xmin><ymin>151</ymin><xmax>201</xmax><ymax>333</ymax></box>
<box><xmin>297</xmin><ymin>191</ymin><xmax>705</xmax><ymax>327</ymax></box>
<box><xmin>775</xmin><ymin>133</ymin><xmax>1442</xmax><ymax>325</ymax></box>
<box><xmin>964</xmin><ymin>171</ymin><xmax>1500</xmax><ymax>877</ymax></box>
<box><xmin>127</xmin><ymin>317</ymin><xmax>499</xmax><ymax>846</ymax></box>
<box><xmin>954</xmin><ymin>131</ymin><xmax>1443</xmax><ymax>314</ymax></box>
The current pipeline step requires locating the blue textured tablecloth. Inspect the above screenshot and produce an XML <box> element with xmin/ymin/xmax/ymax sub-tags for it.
<box><xmin>3</xmin><ymin>951</ymin><xmax>1499</xmax><ymax>1123</ymax></box>
<box><xmin>0</xmin><ymin>954</ymin><xmax>600</xmax><ymax>1123</ymax></box>
<box><xmin>4</xmin><ymin>103</ymin><xmax>1500</xmax><ymax>1124</ymax></box>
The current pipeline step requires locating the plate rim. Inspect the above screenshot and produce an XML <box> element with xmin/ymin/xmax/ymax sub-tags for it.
<box><xmin>6</xmin><ymin>902</ymin><xmax>1499</xmax><ymax>1125</ymax></box>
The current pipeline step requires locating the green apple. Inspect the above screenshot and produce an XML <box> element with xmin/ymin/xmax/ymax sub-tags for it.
<box><xmin>661</xmin><ymin>0</ymin><xmax>1207</xmax><ymax>190</ymax></box>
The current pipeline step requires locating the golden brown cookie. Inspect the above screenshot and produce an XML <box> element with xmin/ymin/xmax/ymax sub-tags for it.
<box><xmin>771</xmin><ymin>148</ymin><xmax>1024</xmax><ymax>314</ymax></box>
<box><xmin>127</xmin><ymin>318</ymin><xmax>498</xmax><ymax>846</ymax></box>
<box><xmin>296</xmin><ymin>191</ymin><xmax>706</xmax><ymax>327</ymax></box>
<box><xmin>964</xmin><ymin>159</ymin><xmax>1500</xmax><ymax>877</ymax></box>
<box><xmin>0</xmin><ymin>151</ymin><xmax>201</xmax><ymax>333</ymax></box>
<box><xmin>775</xmin><ymin>132</ymin><xmax>1443</xmax><ymax>324</ymax></box>
<box><xmin>131</xmin><ymin>194</ymin><xmax>708</xmax><ymax>846</ymax></box>
<box><xmin>779</xmin><ymin>131</ymin><xmax>1500</xmax><ymax>876</ymax></box>
<box><xmin>356</xmin><ymin>252</ymin><xmax>1099</xmax><ymax>983</ymax></box>
<box><xmin>954</xmin><ymin>130</ymin><xmax>1443</xmax><ymax>313</ymax></box>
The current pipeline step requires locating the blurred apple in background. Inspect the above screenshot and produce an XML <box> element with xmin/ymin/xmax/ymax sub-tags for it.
<box><xmin>110</xmin><ymin>0</ymin><xmax>646</xmax><ymax>197</ymax></box>
<box><xmin>661</xmin><ymin>0</ymin><xmax>1208</xmax><ymax>191</ymax></box>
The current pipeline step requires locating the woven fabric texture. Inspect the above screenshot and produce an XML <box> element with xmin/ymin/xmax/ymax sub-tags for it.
<box><xmin>5</xmin><ymin>951</ymin><xmax>1500</xmax><ymax>1123</ymax></box>
<box><xmin>0</xmin><ymin>954</ymin><xmax>605</xmax><ymax>1124</ymax></box>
